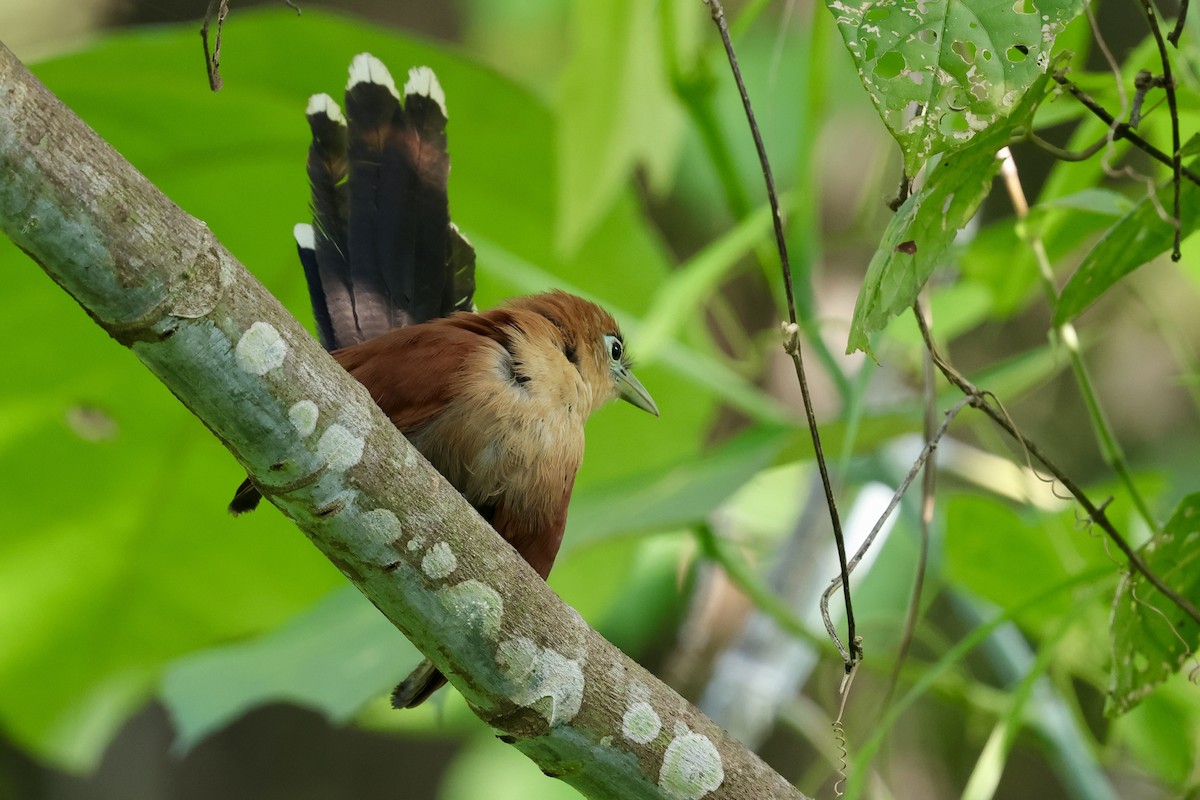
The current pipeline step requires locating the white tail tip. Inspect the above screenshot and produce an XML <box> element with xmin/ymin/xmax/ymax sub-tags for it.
<box><xmin>305</xmin><ymin>92</ymin><xmax>345</xmax><ymax>124</ymax></box>
<box><xmin>403</xmin><ymin>66</ymin><xmax>447</xmax><ymax>116</ymax></box>
<box><xmin>293</xmin><ymin>222</ymin><xmax>315</xmax><ymax>250</ymax></box>
<box><xmin>347</xmin><ymin>53</ymin><xmax>399</xmax><ymax>99</ymax></box>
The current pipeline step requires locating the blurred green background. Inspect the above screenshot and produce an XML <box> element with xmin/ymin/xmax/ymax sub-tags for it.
<box><xmin>2</xmin><ymin>1</ymin><xmax>1199</xmax><ymax>798</ymax></box>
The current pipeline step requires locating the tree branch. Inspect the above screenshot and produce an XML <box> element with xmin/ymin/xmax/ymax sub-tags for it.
<box><xmin>0</xmin><ymin>41</ymin><xmax>806</xmax><ymax>800</ymax></box>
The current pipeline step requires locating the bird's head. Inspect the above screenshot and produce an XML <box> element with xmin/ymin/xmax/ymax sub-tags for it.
<box><xmin>507</xmin><ymin>291</ymin><xmax>659</xmax><ymax>418</ymax></box>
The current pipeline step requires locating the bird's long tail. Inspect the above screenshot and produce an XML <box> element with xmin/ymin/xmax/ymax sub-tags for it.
<box><xmin>300</xmin><ymin>53</ymin><xmax>475</xmax><ymax>350</ymax></box>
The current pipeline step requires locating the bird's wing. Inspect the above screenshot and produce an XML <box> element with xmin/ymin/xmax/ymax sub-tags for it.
<box><xmin>331</xmin><ymin>317</ymin><xmax>501</xmax><ymax>433</ymax></box>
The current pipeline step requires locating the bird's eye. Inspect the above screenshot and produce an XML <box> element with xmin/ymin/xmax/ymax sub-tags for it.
<box><xmin>604</xmin><ymin>334</ymin><xmax>624</xmax><ymax>363</ymax></box>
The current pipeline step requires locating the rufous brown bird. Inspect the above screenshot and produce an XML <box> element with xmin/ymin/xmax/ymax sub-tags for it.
<box><xmin>228</xmin><ymin>54</ymin><xmax>657</xmax><ymax>708</ymax></box>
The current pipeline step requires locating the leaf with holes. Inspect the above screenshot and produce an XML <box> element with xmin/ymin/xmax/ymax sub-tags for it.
<box><xmin>826</xmin><ymin>0</ymin><xmax>1084</xmax><ymax>174</ymax></box>
<box><xmin>847</xmin><ymin>68</ymin><xmax>1056</xmax><ymax>355</ymax></box>
<box><xmin>1107</xmin><ymin>493</ymin><xmax>1200</xmax><ymax>717</ymax></box>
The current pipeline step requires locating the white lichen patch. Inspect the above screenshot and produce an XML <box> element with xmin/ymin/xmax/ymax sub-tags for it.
<box><xmin>658</xmin><ymin>730</ymin><xmax>724</xmax><ymax>800</ymax></box>
<box><xmin>621</xmin><ymin>701</ymin><xmax>662</xmax><ymax>745</ymax></box>
<box><xmin>437</xmin><ymin>580</ymin><xmax>503</xmax><ymax>641</ymax></box>
<box><xmin>288</xmin><ymin>400</ymin><xmax>319</xmax><ymax>436</ymax></box>
<box><xmin>422</xmin><ymin>541</ymin><xmax>458</xmax><ymax>579</ymax></box>
<box><xmin>497</xmin><ymin>637</ymin><xmax>584</xmax><ymax>726</ymax></box>
<box><xmin>235</xmin><ymin>322</ymin><xmax>286</xmax><ymax>375</ymax></box>
<box><xmin>316</xmin><ymin>423</ymin><xmax>364</xmax><ymax>471</ymax></box>
<box><xmin>359</xmin><ymin>508</ymin><xmax>402</xmax><ymax>545</ymax></box>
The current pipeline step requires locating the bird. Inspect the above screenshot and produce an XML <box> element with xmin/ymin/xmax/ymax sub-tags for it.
<box><xmin>228</xmin><ymin>54</ymin><xmax>658</xmax><ymax>708</ymax></box>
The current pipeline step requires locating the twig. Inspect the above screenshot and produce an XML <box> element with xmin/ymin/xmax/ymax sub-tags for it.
<box><xmin>704</xmin><ymin>0</ymin><xmax>858</xmax><ymax>668</ymax></box>
<box><xmin>887</xmin><ymin>172</ymin><xmax>912</xmax><ymax>212</ymax></box>
<box><xmin>912</xmin><ymin>303</ymin><xmax>1200</xmax><ymax>629</ymax></box>
<box><xmin>1052</xmin><ymin>73</ymin><xmax>1200</xmax><ymax>186</ymax></box>
<box><xmin>1129</xmin><ymin>69</ymin><xmax>1162</xmax><ymax>128</ymax></box>
<box><xmin>1021</xmin><ymin>131</ymin><xmax>1109</xmax><ymax>162</ymax></box>
<box><xmin>997</xmin><ymin>148</ymin><xmax>1159</xmax><ymax>532</ymax></box>
<box><xmin>661</xmin><ymin>9</ymin><xmax>852</xmax><ymax>404</ymax></box>
<box><xmin>1134</xmin><ymin>0</ymin><xmax>1183</xmax><ymax>259</ymax></box>
<box><xmin>1169</xmin><ymin>0</ymin><xmax>1189</xmax><ymax>45</ymax></box>
<box><xmin>820</xmin><ymin>397</ymin><xmax>972</xmax><ymax>644</ymax></box>
<box><xmin>200</xmin><ymin>0</ymin><xmax>229</xmax><ymax>92</ymax></box>
<box><xmin>884</xmin><ymin>301</ymin><xmax>938</xmax><ymax>707</ymax></box>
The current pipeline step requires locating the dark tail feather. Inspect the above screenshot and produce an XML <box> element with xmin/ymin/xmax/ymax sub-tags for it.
<box><xmin>228</xmin><ymin>478</ymin><xmax>262</xmax><ymax>515</ymax></box>
<box><xmin>448</xmin><ymin>223</ymin><xmax>476</xmax><ymax>313</ymax></box>
<box><xmin>343</xmin><ymin>54</ymin><xmax>405</xmax><ymax>340</ymax></box>
<box><xmin>294</xmin><ymin>223</ymin><xmax>336</xmax><ymax>350</ymax></box>
<box><xmin>391</xmin><ymin>659</ymin><xmax>447</xmax><ymax>709</ymax></box>
<box><xmin>395</xmin><ymin>66</ymin><xmax>452</xmax><ymax>323</ymax></box>
<box><xmin>303</xmin><ymin>93</ymin><xmax>352</xmax><ymax>351</ymax></box>
<box><xmin>298</xmin><ymin>54</ymin><xmax>473</xmax><ymax>351</ymax></box>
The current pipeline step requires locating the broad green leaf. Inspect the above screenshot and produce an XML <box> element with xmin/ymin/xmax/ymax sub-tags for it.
<box><xmin>961</xmin><ymin>189</ymin><xmax>1129</xmax><ymax>317</ymax></box>
<box><xmin>555</xmin><ymin>0</ymin><xmax>686</xmax><ymax>254</ymax></box>
<box><xmin>944</xmin><ymin>496</ymin><xmax>1080</xmax><ymax>622</ymax></box>
<box><xmin>847</xmin><ymin>69</ymin><xmax>1057</xmax><ymax>355</ymax></box>
<box><xmin>826</xmin><ymin>0</ymin><xmax>1084</xmax><ymax>174</ymax></box>
<box><xmin>1107</xmin><ymin>492</ymin><xmax>1200</xmax><ymax>716</ymax></box>
<box><xmin>1055</xmin><ymin>155</ymin><xmax>1200</xmax><ymax>324</ymax></box>
<box><xmin>563</xmin><ymin>425</ymin><xmax>793</xmax><ymax>553</ymax></box>
<box><xmin>162</xmin><ymin>588</ymin><xmax>421</xmax><ymax>753</ymax></box>
<box><xmin>1030</xmin><ymin>187</ymin><xmax>1135</xmax><ymax>219</ymax></box>
<box><xmin>944</xmin><ymin>494</ymin><xmax>1115</xmax><ymax>629</ymax></box>
<box><xmin>1110</xmin><ymin>675</ymin><xmax>1200</xmax><ymax>785</ymax></box>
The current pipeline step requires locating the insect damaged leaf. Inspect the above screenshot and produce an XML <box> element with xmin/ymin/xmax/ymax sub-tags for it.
<box><xmin>1107</xmin><ymin>493</ymin><xmax>1200</xmax><ymax>717</ymax></box>
<box><xmin>847</xmin><ymin>67</ymin><xmax>1057</xmax><ymax>356</ymax></box>
<box><xmin>826</xmin><ymin>0</ymin><xmax>1084</xmax><ymax>175</ymax></box>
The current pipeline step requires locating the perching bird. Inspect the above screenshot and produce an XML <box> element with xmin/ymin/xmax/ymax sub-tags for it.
<box><xmin>228</xmin><ymin>54</ymin><xmax>657</xmax><ymax>708</ymax></box>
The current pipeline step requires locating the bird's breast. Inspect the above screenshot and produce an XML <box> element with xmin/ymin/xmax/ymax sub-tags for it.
<box><xmin>408</xmin><ymin>338</ymin><xmax>588</xmax><ymax>523</ymax></box>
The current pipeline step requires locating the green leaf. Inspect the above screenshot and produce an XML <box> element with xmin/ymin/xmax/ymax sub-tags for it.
<box><xmin>0</xmin><ymin>251</ymin><xmax>338</xmax><ymax>771</ymax></box>
<box><xmin>555</xmin><ymin>0</ymin><xmax>685</xmax><ymax>254</ymax></box>
<box><xmin>1054</xmin><ymin>156</ymin><xmax>1200</xmax><ymax>324</ymax></box>
<box><xmin>1030</xmin><ymin>187</ymin><xmax>1135</xmax><ymax>218</ymax></box>
<box><xmin>944</xmin><ymin>496</ymin><xmax>1081</xmax><ymax>622</ymax></box>
<box><xmin>563</xmin><ymin>425</ymin><xmax>793</xmax><ymax>553</ymax></box>
<box><xmin>826</xmin><ymin>0</ymin><xmax>1085</xmax><ymax>174</ymax></box>
<box><xmin>162</xmin><ymin>588</ymin><xmax>421</xmax><ymax>753</ymax></box>
<box><xmin>961</xmin><ymin>189</ymin><xmax>1130</xmax><ymax>317</ymax></box>
<box><xmin>847</xmin><ymin>69</ymin><xmax>1057</xmax><ymax>355</ymax></box>
<box><xmin>1110</xmin><ymin>675</ymin><xmax>1200</xmax><ymax>785</ymax></box>
<box><xmin>1107</xmin><ymin>492</ymin><xmax>1200</xmax><ymax>716</ymax></box>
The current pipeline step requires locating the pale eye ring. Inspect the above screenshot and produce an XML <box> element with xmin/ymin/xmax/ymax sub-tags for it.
<box><xmin>605</xmin><ymin>334</ymin><xmax>624</xmax><ymax>363</ymax></box>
